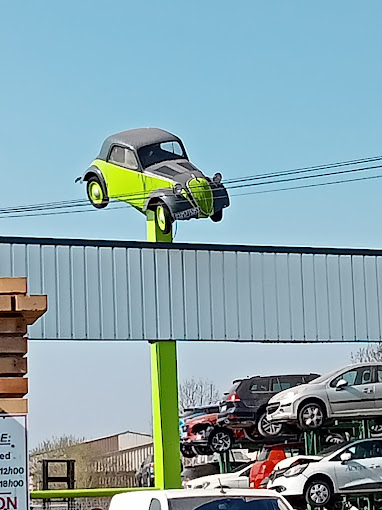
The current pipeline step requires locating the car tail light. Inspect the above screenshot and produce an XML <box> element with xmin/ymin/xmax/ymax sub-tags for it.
<box><xmin>227</xmin><ymin>393</ymin><xmax>240</xmax><ymax>402</ymax></box>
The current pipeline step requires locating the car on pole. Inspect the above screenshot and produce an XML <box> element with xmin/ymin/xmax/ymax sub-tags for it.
<box><xmin>80</xmin><ymin>127</ymin><xmax>230</xmax><ymax>234</ymax></box>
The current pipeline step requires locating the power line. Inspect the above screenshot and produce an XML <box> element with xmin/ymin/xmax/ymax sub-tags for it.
<box><xmin>0</xmin><ymin>155</ymin><xmax>380</xmax><ymax>215</ymax></box>
<box><xmin>0</xmin><ymin>156</ymin><xmax>381</xmax><ymax>219</ymax></box>
<box><xmin>231</xmin><ymin>173</ymin><xmax>382</xmax><ymax>197</ymax></box>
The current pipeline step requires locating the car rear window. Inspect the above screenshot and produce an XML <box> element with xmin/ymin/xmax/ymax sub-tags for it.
<box><xmin>225</xmin><ymin>381</ymin><xmax>241</xmax><ymax>396</ymax></box>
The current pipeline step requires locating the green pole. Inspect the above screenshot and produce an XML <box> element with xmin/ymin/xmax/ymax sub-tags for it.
<box><xmin>147</xmin><ymin>210</ymin><xmax>181</xmax><ymax>489</ymax></box>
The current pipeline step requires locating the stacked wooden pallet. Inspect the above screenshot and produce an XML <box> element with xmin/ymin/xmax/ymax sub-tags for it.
<box><xmin>0</xmin><ymin>278</ymin><xmax>47</xmax><ymax>413</ymax></box>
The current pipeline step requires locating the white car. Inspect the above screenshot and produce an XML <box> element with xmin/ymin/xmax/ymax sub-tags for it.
<box><xmin>267</xmin><ymin>362</ymin><xmax>382</xmax><ymax>430</ymax></box>
<box><xmin>109</xmin><ymin>489</ymin><xmax>294</xmax><ymax>510</ymax></box>
<box><xmin>184</xmin><ymin>463</ymin><xmax>253</xmax><ymax>489</ymax></box>
<box><xmin>267</xmin><ymin>438</ymin><xmax>382</xmax><ymax>507</ymax></box>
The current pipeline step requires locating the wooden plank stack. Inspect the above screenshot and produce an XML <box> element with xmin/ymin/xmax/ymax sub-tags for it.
<box><xmin>0</xmin><ymin>278</ymin><xmax>47</xmax><ymax>414</ymax></box>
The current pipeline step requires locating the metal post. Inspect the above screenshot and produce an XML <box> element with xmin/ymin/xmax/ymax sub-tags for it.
<box><xmin>147</xmin><ymin>211</ymin><xmax>181</xmax><ymax>489</ymax></box>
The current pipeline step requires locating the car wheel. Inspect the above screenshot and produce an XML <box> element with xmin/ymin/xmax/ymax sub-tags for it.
<box><xmin>208</xmin><ymin>428</ymin><xmax>233</xmax><ymax>453</ymax></box>
<box><xmin>305</xmin><ymin>478</ymin><xmax>333</xmax><ymax>507</ymax></box>
<box><xmin>87</xmin><ymin>176</ymin><xmax>109</xmax><ymax>209</ymax></box>
<box><xmin>192</xmin><ymin>445</ymin><xmax>213</xmax><ymax>456</ymax></box>
<box><xmin>257</xmin><ymin>412</ymin><xmax>283</xmax><ymax>438</ymax></box>
<box><xmin>210</xmin><ymin>210</ymin><xmax>223</xmax><ymax>222</ymax></box>
<box><xmin>155</xmin><ymin>202</ymin><xmax>173</xmax><ymax>234</ymax></box>
<box><xmin>298</xmin><ymin>402</ymin><xmax>325</xmax><ymax>430</ymax></box>
<box><xmin>180</xmin><ymin>443</ymin><xmax>196</xmax><ymax>458</ymax></box>
<box><xmin>370</xmin><ymin>423</ymin><xmax>382</xmax><ymax>436</ymax></box>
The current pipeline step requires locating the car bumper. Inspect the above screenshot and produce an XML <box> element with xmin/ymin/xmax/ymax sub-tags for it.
<box><xmin>267</xmin><ymin>402</ymin><xmax>297</xmax><ymax>423</ymax></box>
<box><xmin>268</xmin><ymin>474</ymin><xmax>307</xmax><ymax>497</ymax></box>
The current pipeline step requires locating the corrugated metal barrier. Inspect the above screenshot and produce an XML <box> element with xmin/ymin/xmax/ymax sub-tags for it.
<box><xmin>0</xmin><ymin>236</ymin><xmax>381</xmax><ymax>342</ymax></box>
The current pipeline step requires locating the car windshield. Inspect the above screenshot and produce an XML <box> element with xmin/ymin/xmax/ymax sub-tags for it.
<box><xmin>230</xmin><ymin>462</ymin><xmax>253</xmax><ymax>473</ymax></box>
<box><xmin>138</xmin><ymin>141</ymin><xmax>187</xmax><ymax>169</ymax></box>
<box><xmin>318</xmin><ymin>441</ymin><xmax>351</xmax><ymax>457</ymax></box>
<box><xmin>169</xmin><ymin>497</ymin><xmax>286</xmax><ymax>510</ymax></box>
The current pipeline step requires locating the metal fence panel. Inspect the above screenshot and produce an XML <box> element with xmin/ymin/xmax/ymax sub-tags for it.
<box><xmin>0</xmin><ymin>236</ymin><xmax>382</xmax><ymax>342</ymax></box>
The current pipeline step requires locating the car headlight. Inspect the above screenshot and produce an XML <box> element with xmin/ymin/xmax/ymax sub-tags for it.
<box><xmin>213</xmin><ymin>172</ymin><xmax>222</xmax><ymax>183</ymax></box>
<box><xmin>173</xmin><ymin>183</ymin><xmax>182</xmax><ymax>195</ymax></box>
<box><xmin>284</xmin><ymin>464</ymin><xmax>308</xmax><ymax>477</ymax></box>
<box><xmin>202</xmin><ymin>482</ymin><xmax>210</xmax><ymax>489</ymax></box>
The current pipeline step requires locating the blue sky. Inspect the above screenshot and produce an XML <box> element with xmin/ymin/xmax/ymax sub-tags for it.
<box><xmin>1</xmin><ymin>1</ymin><xmax>382</xmax><ymax>446</ymax></box>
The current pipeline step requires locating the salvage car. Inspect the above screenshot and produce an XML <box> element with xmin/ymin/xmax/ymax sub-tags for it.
<box><xmin>218</xmin><ymin>373</ymin><xmax>319</xmax><ymax>440</ymax></box>
<box><xmin>267</xmin><ymin>438</ymin><xmax>382</xmax><ymax>507</ymax></box>
<box><xmin>267</xmin><ymin>362</ymin><xmax>382</xmax><ymax>431</ymax></box>
<box><xmin>249</xmin><ymin>443</ymin><xmax>304</xmax><ymax>489</ymax></box>
<box><xmin>81</xmin><ymin>128</ymin><xmax>229</xmax><ymax>233</ymax></box>
<box><xmin>181</xmin><ymin>408</ymin><xmax>246</xmax><ymax>456</ymax></box>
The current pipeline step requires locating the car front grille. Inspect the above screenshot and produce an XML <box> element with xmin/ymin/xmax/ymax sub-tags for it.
<box><xmin>187</xmin><ymin>178</ymin><xmax>213</xmax><ymax>215</ymax></box>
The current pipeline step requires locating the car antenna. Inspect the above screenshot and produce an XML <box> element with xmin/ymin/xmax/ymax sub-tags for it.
<box><xmin>217</xmin><ymin>478</ymin><xmax>226</xmax><ymax>495</ymax></box>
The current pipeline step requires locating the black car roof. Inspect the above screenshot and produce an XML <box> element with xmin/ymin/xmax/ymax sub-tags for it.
<box><xmin>97</xmin><ymin>127</ymin><xmax>181</xmax><ymax>159</ymax></box>
<box><xmin>235</xmin><ymin>373</ymin><xmax>319</xmax><ymax>382</ymax></box>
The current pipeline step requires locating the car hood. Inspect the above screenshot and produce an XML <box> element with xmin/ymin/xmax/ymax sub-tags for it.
<box><xmin>268</xmin><ymin>383</ymin><xmax>310</xmax><ymax>403</ymax></box>
<box><xmin>187</xmin><ymin>471</ymin><xmax>237</xmax><ymax>486</ymax></box>
<box><xmin>273</xmin><ymin>455</ymin><xmax>322</xmax><ymax>471</ymax></box>
<box><xmin>145</xmin><ymin>160</ymin><xmax>205</xmax><ymax>184</ymax></box>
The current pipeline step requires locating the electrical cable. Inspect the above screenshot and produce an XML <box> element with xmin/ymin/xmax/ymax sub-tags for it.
<box><xmin>0</xmin><ymin>157</ymin><xmax>381</xmax><ymax>219</ymax></box>
<box><xmin>1</xmin><ymin>155</ymin><xmax>381</xmax><ymax>215</ymax></box>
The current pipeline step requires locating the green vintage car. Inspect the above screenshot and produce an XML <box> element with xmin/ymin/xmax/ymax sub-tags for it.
<box><xmin>81</xmin><ymin>128</ymin><xmax>229</xmax><ymax>233</ymax></box>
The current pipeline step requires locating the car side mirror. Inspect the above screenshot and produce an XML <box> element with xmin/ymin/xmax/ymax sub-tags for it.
<box><xmin>336</xmin><ymin>379</ymin><xmax>349</xmax><ymax>390</ymax></box>
<box><xmin>340</xmin><ymin>452</ymin><xmax>352</xmax><ymax>464</ymax></box>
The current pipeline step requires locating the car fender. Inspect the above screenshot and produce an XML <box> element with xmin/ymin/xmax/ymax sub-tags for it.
<box><xmin>82</xmin><ymin>166</ymin><xmax>108</xmax><ymax>197</ymax></box>
<box><xmin>303</xmin><ymin>470</ymin><xmax>336</xmax><ymax>495</ymax></box>
<box><xmin>210</xmin><ymin>183</ymin><xmax>230</xmax><ymax>212</ymax></box>
<box><xmin>144</xmin><ymin>189</ymin><xmax>191</xmax><ymax>220</ymax></box>
<box><xmin>295</xmin><ymin>395</ymin><xmax>328</xmax><ymax>419</ymax></box>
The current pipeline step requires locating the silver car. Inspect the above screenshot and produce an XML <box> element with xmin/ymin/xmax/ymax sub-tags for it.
<box><xmin>266</xmin><ymin>362</ymin><xmax>382</xmax><ymax>430</ymax></box>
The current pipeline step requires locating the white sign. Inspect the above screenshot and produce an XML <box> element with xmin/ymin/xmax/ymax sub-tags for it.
<box><xmin>0</xmin><ymin>416</ymin><xmax>28</xmax><ymax>510</ymax></box>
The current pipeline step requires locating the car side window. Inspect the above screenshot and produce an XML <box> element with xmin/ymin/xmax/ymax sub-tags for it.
<box><xmin>149</xmin><ymin>499</ymin><xmax>162</xmax><ymax>510</ymax></box>
<box><xmin>345</xmin><ymin>441</ymin><xmax>382</xmax><ymax>460</ymax></box>
<box><xmin>250</xmin><ymin>379</ymin><xmax>269</xmax><ymax>392</ymax></box>
<box><xmin>108</xmin><ymin>146</ymin><xmax>138</xmax><ymax>170</ymax></box>
<box><xmin>273</xmin><ymin>376</ymin><xmax>295</xmax><ymax>391</ymax></box>
<box><xmin>330</xmin><ymin>369</ymin><xmax>359</xmax><ymax>387</ymax></box>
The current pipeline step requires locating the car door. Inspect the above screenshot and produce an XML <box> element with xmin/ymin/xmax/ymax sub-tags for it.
<box><xmin>334</xmin><ymin>440</ymin><xmax>382</xmax><ymax>492</ymax></box>
<box><xmin>106</xmin><ymin>145</ymin><xmax>145</xmax><ymax>210</ymax></box>
<box><xmin>326</xmin><ymin>366</ymin><xmax>375</xmax><ymax>416</ymax></box>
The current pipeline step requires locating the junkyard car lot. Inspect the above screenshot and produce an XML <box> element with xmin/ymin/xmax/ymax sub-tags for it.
<box><xmin>180</xmin><ymin>373</ymin><xmax>319</xmax><ymax>458</ymax></box>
